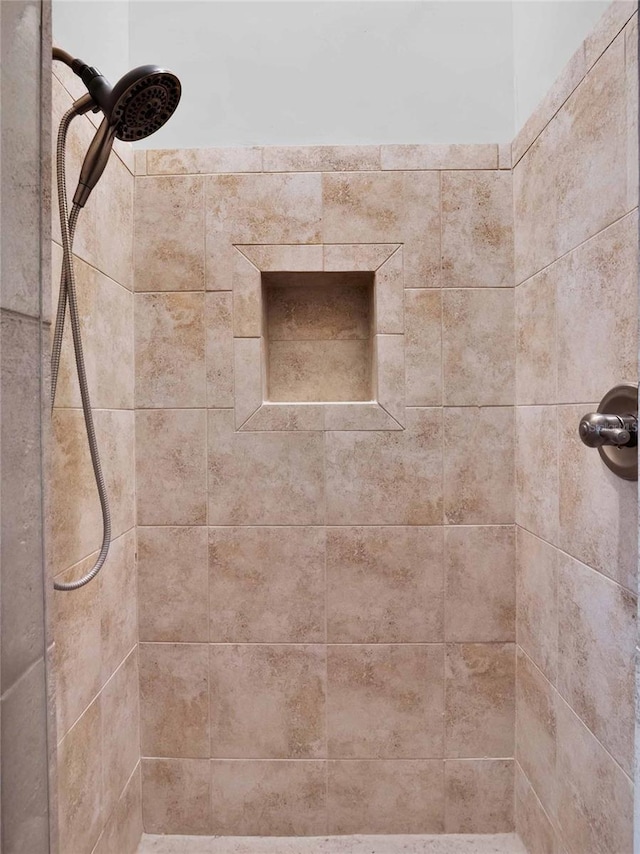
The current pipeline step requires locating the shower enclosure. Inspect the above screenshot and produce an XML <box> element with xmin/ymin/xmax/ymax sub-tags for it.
<box><xmin>0</xmin><ymin>1</ymin><xmax>639</xmax><ymax>853</ymax></box>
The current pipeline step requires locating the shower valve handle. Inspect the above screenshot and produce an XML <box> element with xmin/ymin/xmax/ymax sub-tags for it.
<box><xmin>579</xmin><ymin>412</ymin><xmax>637</xmax><ymax>448</ymax></box>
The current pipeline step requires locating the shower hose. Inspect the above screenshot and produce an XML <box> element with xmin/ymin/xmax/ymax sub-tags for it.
<box><xmin>51</xmin><ymin>106</ymin><xmax>111</xmax><ymax>591</ymax></box>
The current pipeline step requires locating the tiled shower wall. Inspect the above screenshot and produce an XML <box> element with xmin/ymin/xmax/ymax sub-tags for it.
<box><xmin>132</xmin><ymin>144</ymin><xmax>517</xmax><ymax>834</ymax></box>
<box><xmin>513</xmin><ymin>3</ymin><xmax>639</xmax><ymax>854</ymax></box>
<box><xmin>50</xmin><ymin>63</ymin><xmax>142</xmax><ymax>854</ymax></box>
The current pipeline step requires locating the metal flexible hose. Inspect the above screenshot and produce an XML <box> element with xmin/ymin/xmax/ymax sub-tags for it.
<box><xmin>52</xmin><ymin>107</ymin><xmax>111</xmax><ymax>591</ymax></box>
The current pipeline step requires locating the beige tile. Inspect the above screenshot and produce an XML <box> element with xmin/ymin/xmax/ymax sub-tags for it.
<box><xmin>268</xmin><ymin>339</ymin><xmax>372</xmax><ymax>403</ymax></box>
<box><xmin>58</xmin><ymin>699</ymin><xmax>102</xmax><ymax>854</ymax></box>
<box><xmin>205</xmin><ymin>173</ymin><xmax>322</xmax><ymax>288</ymax></box>
<box><xmin>205</xmin><ymin>292</ymin><xmax>234</xmax><ymax>407</ymax></box>
<box><xmin>380</xmin><ymin>144</ymin><xmax>497</xmax><ymax>170</ymax></box>
<box><xmin>556</xmin><ymin>212</ymin><xmax>638</xmax><ymax>403</ymax></box>
<box><xmin>210</xmin><ymin>644</ymin><xmax>326</xmax><ymax>758</ymax></box>
<box><xmin>147</xmin><ymin>147</ymin><xmax>262</xmax><ymax>174</ymax></box>
<box><xmin>142</xmin><ymin>758</ymin><xmax>211</xmax><ymax>835</ymax></box>
<box><xmin>232</xmin><ymin>250</ymin><xmax>262</xmax><ymax>337</ymax></box>
<box><xmin>0</xmin><ymin>314</ymin><xmax>45</xmax><ymax>690</ymax></box>
<box><xmin>208</xmin><ymin>410</ymin><xmax>325</xmax><ymax>525</ymax></box>
<box><xmin>263</xmin><ymin>145</ymin><xmax>380</xmax><ymax>172</ymax></box>
<box><xmin>445</xmin><ymin>643</ymin><xmax>515</xmax><ymax>758</ymax></box>
<box><xmin>515</xmin><ymin>649</ymin><xmax>557</xmax><ymax>819</ymax></box>
<box><xmin>138</xmin><ymin>527</ymin><xmax>209</xmax><ymax>643</ymax></box>
<box><xmin>626</xmin><ymin>15</ymin><xmax>638</xmax><ymax>211</ymax></box>
<box><xmin>443</xmin><ymin>407</ymin><xmax>514</xmax><ymax>525</ymax></box>
<box><xmin>101</xmin><ymin>651</ymin><xmax>140</xmax><ymax>822</ymax></box>
<box><xmin>327</xmin><ymin>527</ymin><xmax>444</xmax><ymax>643</ymax></box>
<box><xmin>444</xmin><ymin>526</ymin><xmax>515</xmax><ymax>643</ymax></box>
<box><xmin>445</xmin><ymin>759</ymin><xmax>514</xmax><ymax>833</ymax></box>
<box><xmin>0</xmin><ymin>660</ymin><xmax>51</xmax><ymax>853</ymax></box>
<box><xmin>376</xmin><ymin>334</ymin><xmax>405</xmax><ymax>422</ymax></box>
<box><xmin>139</xmin><ymin>643</ymin><xmax>210</xmax><ymax>758</ymax></box>
<box><xmin>584</xmin><ymin>0</ymin><xmax>637</xmax><ymax>69</ymax></box>
<box><xmin>512</xmin><ymin>41</ymin><xmax>586</xmax><ymax>167</ymax></box>
<box><xmin>374</xmin><ymin>248</ymin><xmax>403</xmax><ymax>334</ymax></box>
<box><xmin>54</xmin><ymin>553</ymin><xmax>102</xmax><ymax>741</ymax></box>
<box><xmin>209</xmin><ymin>527</ymin><xmax>325</xmax><ymax>643</ymax></box>
<box><xmin>135</xmin><ymin>292</ymin><xmax>205</xmax><ymax>408</ymax></box>
<box><xmin>210</xmin><ymin>760</ymin><xmax>326</xmax><ymax>836</ymax></box>
<box><xmin>237</xmin><ymin>243</ymin><xmax>323</xmax><ymax>272</ymax></box>
<box><xmin>498</xmin><ymin>144</ymin><xmax>512</xmax><ymax>170</ymax></box>
<box><xmin>326</xmin><ymin>408</ymin><xmax>442</xmax><ymax>525</ymax></box>
<box><xmin>556</xmin><ymin>694</ymin><xmax>633</xmax><ymax>854</ymax></box>
<box><xmin>136</xmin><ymin>409</ymin><xmax>207</xmax><ymax>526</ymax></box>
<box><xmin>134</xmin><ymin>149</ymin><xmax>147</xmax><ymax>176</ymax></box>
<box><xmin>234</xmin><ymin>337</ymin><xmax>263</xmax><ymax>426</ymax></box>
<box><xmin>558</xmin><ymin>403</ymin><xmax>637</xmax><ymax>590</ymax></box>
<box><xmin>322</xmin><ymin>172</ymin><xmax>440</xmax><ymax>288</ymax></box>
<box><xmin>404</xmin><ymin>289</ymin><xmax>442</xmax><ymax>407</ymax></box>
<box><xmin>242</xmin><ymin>403</ymin><xmax>326</xmax><ymax>432</ymax></box>
<box><xmin>323</xmin><ymin>402</ymin><xmax>402</xmax><ymax>432</ymax></box>
<box><xmin>52</xmin><ymin>255</ymin><xmax>134</xmax><ymax>409</ymax></box>
<box><xmin>93</xmin><ymin>764</ymin><xmax>142</xmax><ymax>854</ymax></box>
<box><xmin>442</xmin><ymin>172</ymin><xmax>513</xmax><ymax>289</ymax></box>
<box><xmin>328</xmin><ymin>760</ymin><xmax>444</xmax><ymax>834</ymax></box>
<box><xmin>516</xmin><ymin>406</ymin><xmax>559</xmax><ymax>544</ymax></box>
<box><xmin>134</xmin><ymin>176</ymin><xmax>204</xmax><ymax>291</ymax></box>
<box><xmin>514</xmin><ymin>35</ymin><xmax>627</xmax><ymax>282</ymax></box>
<box><xmin>515</xmin><ymin>269</ymin><xmax>557</xmax><ymax>405</ymax></box>
<box><xmin>51</xmin><ymin>409</ymin><xmax>135</xmax><ymax>572</ymax></box>
<box><xmin>323</xmin><ymin>243</ymin><xmax>400</xmax><ymax>272</ymax></box>
<box><xmin>516</xmin><ymin>528</ymin><xmax>558</xmax><ymax>683</ymax></box>
<box><xmin>442</xmin><ymin>289</ymin><xmax>515</xmax><ymax>405</ymax></box>
<box><xmin>515</xmin><ymin>765</ymin><xmax>556</xmax><ymax>854</ymax></box>
<box><xmin>100</xmin><ymin>529</ymin><xmax>137</xmax><ymax>683</ymax></box>
<box><xmin>557</xmin><ymin>551</ymin><xmax>636</xmax><ymax>775</ymax></box>
<box><xmin>265</xmin><ymin>273</ymin><xmax>373</xmax><ymax>340</ymax></box>
<box><xmin>327</xmin><ymin>644</ymin><xmax>444</xmax><ymax>758</ymax></box>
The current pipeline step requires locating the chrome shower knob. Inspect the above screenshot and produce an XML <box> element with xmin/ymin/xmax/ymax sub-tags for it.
<box><xmin>578</xmin><ymin>383</ymin><xmax>638</xmax><ymax>481</ymax></box>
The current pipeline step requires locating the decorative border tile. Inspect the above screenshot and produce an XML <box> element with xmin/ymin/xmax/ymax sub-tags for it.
<box><xmin>231</xmin><ymin>243</ymin><xmax>406</xmax><ymax>432</ymax></box>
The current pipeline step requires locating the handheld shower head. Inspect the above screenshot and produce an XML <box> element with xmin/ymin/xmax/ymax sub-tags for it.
<box><xmin>52</xmin><ymin>50</ymin><xmax>182</xmax><ymax>206</ymax></box>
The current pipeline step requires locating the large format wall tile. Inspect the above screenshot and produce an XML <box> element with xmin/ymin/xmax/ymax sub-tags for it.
<box><xmin>208</xmin><ymin>410</ymin><xmax>325</xmax><ymax>525</ymax></box>
<box><xmin>209</xmin><ymin>644</ymin><xmax>326</xmax><ymax>758</ymax></box>
<box><xmin>514</xmin><ymin>32</ymin><xmax>628</xmax><ymax>283</ymax></box>
<box><xmin>136</xmin><ymin>409</ymin><xmax>207</xmax><ymax>526</ymax></box>
<box><xmin>134</xmin><ymin>176</ymin><xmax>205</xmax><ymax>291</ymax></box>
<box><xmin>555</xmin><ymin>695</ymin><xmax>633</xmax><ymax>854</ymax></box>
<box><xmin>515</xmin><ymin>766</ymin><xmax>557</xmax><ymax>854</ymax></box>
<box><xmin>327</xmin><ymin>527</ymin><xmax>443</xmax><ymax>643</ymax></box>
<box><xmin>445</xmin><ymin>643</ymin><xmax>515</xmax><ymax>758</ymax></box>
<box><xmin>135</xmin><ymin>292</ymin><xmax>206</xmax><ymax>408</ymax></box>
<box><xmin>515</xmin><ymin>268</ymin><xmax>557</xmax><ymax>406</ymax></box>
<box><xmin>327</xmin><ymin>644</ymin><xmax>444</xmax><ymax>759</ymax></box>
<box><xmin>516</xmin><ymin>405</ymin><xmax>559</xmax><ymax>544</ymax></box>
<box><xmin>101</xmin><ymin>650</ymin><xmax>140</xmax><ymax>822</ymax></box>
<box><xmin>210</xmin><ymin>760</ymin><xmax>326</xmax><ymax>836</ymax></box>
<box><xmin>328</xmin><ymin>760</ymin><xmax>444</xmax><ymax>834</ymax></box>
<box><xmin>444</xmin><ymin>759</ymin><xmax>514</xmax><ymax>833</ymax></box>
<box><xmin>558</xmin><ymin>403</ymin><xmax>637</xmax><ymax>590</ymax></box>
<box><xmin>516</xmin><ymin>528</ymin><xmax>558</xmax><ymax>683</ymax></box>
<box><xmin>404</xmin><ymin>289</ymin><xmax>442</xmax><ymax>406</ymax></box>
<box><xmin>444</xmin><ymin>526</ymin><xmax>515</xmax><ymax>643</ymax></box>
<box><xmin>441</xmin><ymin>171</ymin><xmax>513</xmax><ymax>289</ymax></box>
<box><xmin>142</xmin><ymin>758</ymin><xmax>211</xmax><ymax>835</ymax></box>
<box><xmin>557</xmin><ymin>551</ymin><xmax>636</xmax><ymax>776</ymax></box>
<box><xmin>139</xmin><ymin>643</ymin><xmax>210</xmax><ymax>758</ymax></box>
<box><xmin>322</xmin><ymin>171</ymin><xmax>440</xmax><ymax>288</ymax></box>
<box><xmin>325</xmin><ymin>408</ymin><xmax>442</xmax><ymax>525</ymax></box>
<box><xmin>443</xmin><ymin>407</ymin><xmax>514</xmax><ymax>525</ymax></box>
<box><xmin>138</xmin><ymin>527</ymin><xmax>209</xmax><ymax>643</ymax></box>
<box><xmin>93</xmin><ymin>764</ymin><xmax>142</xmax><ymax>854</ymax></box>
<box><xmin>209</xmin><ymin>527</ymin><xmax>325</xmax><ymax>643</ymax></box>
<box><xmin>100</xmin><ymin>529</ymin><xmax>137</xmax><ymax>683</ymax></box>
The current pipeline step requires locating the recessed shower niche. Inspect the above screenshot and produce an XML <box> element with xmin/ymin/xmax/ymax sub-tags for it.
<box><xmin>263</xmin><ymin>271</ymin><xmax>375</xmax><ymax>403</ymax></box>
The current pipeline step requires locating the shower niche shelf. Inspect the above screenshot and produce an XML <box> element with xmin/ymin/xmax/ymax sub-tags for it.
<box><xmin>263</xmin><ymin>271</ymin><xmax>375</xmax><ymax>404</ymax></box>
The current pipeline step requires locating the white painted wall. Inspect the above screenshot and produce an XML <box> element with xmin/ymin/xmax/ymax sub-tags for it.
<box><xmin>513</xmin><ymin>0</ymin><xmax>609</xmax><ymax>131</ymax></box>
<box><xmin>52</xmin><ymin>0</ymin><xmax>611</xmax><ymax>148</ymax></box>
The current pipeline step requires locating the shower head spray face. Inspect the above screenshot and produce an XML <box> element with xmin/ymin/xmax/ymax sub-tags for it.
<box><xmin>107</xmin><ymin>66</ymin><xmax>182</xmax><ymax>141</ymax></box>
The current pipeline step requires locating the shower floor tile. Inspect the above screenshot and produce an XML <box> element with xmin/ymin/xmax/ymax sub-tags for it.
<box><xmin>137</xmin><ymin>834</ymin><xmax>527</xmax><ymax>854</ymax></box>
